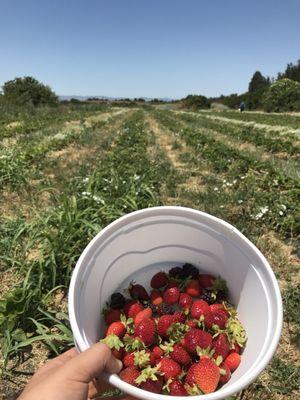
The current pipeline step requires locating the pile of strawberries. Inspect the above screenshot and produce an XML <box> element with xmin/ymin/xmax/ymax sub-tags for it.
<box><xmin>101</xmin><ymin>263</ymin><xmax>246</xmax><ymax>395</ymax></box>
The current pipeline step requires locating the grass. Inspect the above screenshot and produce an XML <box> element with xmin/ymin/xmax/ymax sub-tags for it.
<box><xmin>0</xmin><ymin>104</ymin><xmax>299</xmax><ymax>399</ymax></box>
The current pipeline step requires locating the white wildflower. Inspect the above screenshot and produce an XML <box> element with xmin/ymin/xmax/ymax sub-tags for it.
<box><xmin>82</xmin><ymin>191</ymin><xmax>91</xmax><ymax>196</ymax></box>
<box><xmin>220</xmin><ymin>205</ymin><xmax>224</xmax><ymax>209</ymax></box>
<box><xmin>214</xmin><ymin>187</ymin><xmax>219</xmax><ymax>191</ymax></box>
<box><xmin>281</xmin><ymin>204</ymin><xmax>287</xmax><ymax>211</ymax></box>
<box><xmin>279</xmin><ymin>211</ymin><xmax>283</xmax><ymax>216</ymax></box>
<box><xmin>233</xmin><ymin>179</ymin><xmax>237</xmax><ymax>184</ymax></box>
<box><xmin>241</xmin><ymin>176</ymin><xmax>245</xmax><ymax>180</ymax></box>
<box><xmin>82</xmin><ymin>177</ymin><xmax>89</xmax><ymax>183</ymax></box>
<box><xmin>254</xmin><ymin>206</ymin><xmax>269</xmax><ymax>220</ymax></box>
<box><xmin>238</xmin><ymin>200</ymin><xmax>243</xmax><ymax>204</ymax></box>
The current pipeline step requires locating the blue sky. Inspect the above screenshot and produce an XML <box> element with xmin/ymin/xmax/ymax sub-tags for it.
<box><xmin>1</xmin><ymin>0</ymin><xmax>299</xmax><ymax>98</ymax></box>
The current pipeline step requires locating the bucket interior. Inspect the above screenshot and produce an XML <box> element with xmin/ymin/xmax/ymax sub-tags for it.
<box><xmin>72</xmin><ymin>210</ymin><xmax>279</xmax><ymax>389</ymax></box>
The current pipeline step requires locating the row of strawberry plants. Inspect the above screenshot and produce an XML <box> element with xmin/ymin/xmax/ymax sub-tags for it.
<box><xmin>0</xmin><ymin>111</ymin><xmax>175</xmax><ymax>369</ymax></box>
<box><xmin>205</xmin><ymin>110</ymin><xmax>300</xmax><ymax>129</ymax></box>
<box><xmin>0</xmin><ymin>111</ymin><xmax>123</xmax><ymax>189</ymax></box>
<box><xmin>179</xmin><ymin>111</ymin><xmax>299</xmax><ymax>155</ymax></box>
<box><xmin>154</xmin><ymin>111</ymin><xmax>300</xmax><ymax>240</ymax></box>
<box><xmin>0</xmin><ymin>103</ymin><xmax>109</xmax><ymax>140</ymax></box>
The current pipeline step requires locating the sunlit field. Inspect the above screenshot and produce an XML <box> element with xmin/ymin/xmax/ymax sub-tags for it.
<box><xmin>1</xmin><ymin>103</ymin><xmax>299</xmax><ymax>399</ymax></box>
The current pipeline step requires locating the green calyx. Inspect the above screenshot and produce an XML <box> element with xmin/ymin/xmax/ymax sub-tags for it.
<box><xmin>185</xmin><ymin>384</ymin><xmax>203</xmax><ymax>395</ymax></box>
<box><xmin>225</xmin><ymin>316</ymin><xmax>247</xmax><ymax>347</ymax></box>
<box><xmin>196</xmin><ymin>346</ymin><xmax>215</xmax><ymax>358</ymax></box>
<box><xmin>167</xmin><ymin>322</ymin><xmax>189</xmax><ymax>341</ymax></box>
<box><xmin>134</xmin><ymin>350</ymin><xmax>150</xmax><ymax>368</ymax></box>
<box><xmin>100</xmin><ymin>334</ymin><xmax>124</xmax><ymax>350</ymax></box>
<box><xmin>123</xmin><ymin>335</ymin><xmax>146</xmax><ymax>352</ymax></box>
<box><xmin>160</xmin><ymin>340</ymin><xmax>174</xmax><ymax>355</ymax></box>
<box><xmin>135</xmin><ymin>365</ymin><xmax>160</xmax><ymax>385</ymax></box>
<box><xmin>163</xmin><ymin>378</ymin><xmax>173</xmax><ymax>392</ymax></box>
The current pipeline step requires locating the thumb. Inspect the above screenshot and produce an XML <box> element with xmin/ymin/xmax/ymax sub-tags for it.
<box><xmin>59</xmin><ymin>343</ymin><xmax>123</xmax><ymax>383</ymax></box>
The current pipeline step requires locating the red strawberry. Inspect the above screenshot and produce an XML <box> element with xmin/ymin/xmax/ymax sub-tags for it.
<box><xmin>198</xmin><ymin>274</ymin><xmax>215</xmax><ymax>288</ymax></box>
<box><xmin>134</xmin><ymin>308</ymin><xmax>152</xmax><ymax>325</ymax></box>
<box><xmin>124</xmin><ymin>300</ymin><xmax>143</xmax><ymax>318</ymax></box>
<box><xmin>163</xmin><ymin>286</ymin><xmax>180</xmax><ymax>305</ymax></box>
<box><xmin>106</xmin><ymin>321</ymin><xmax>126</xmax><ymax>338</ymax></box>
<box><xmin>173</xmin><ymin>311</ymin><xmax>186</xmax><ymax>324</ymax></box>
<box><xmin>210</xmin><ymin>303</ymin><xmax>226</xmax><ymax>313</ymax></box>
<box><xmin>185</xmin><ymin>280</ymin><xmax>202</xmax><ymax>297</ymax></box>
<box><xmin>193</xmin><ymin>357</ymin><xmax>220</xmax><ymax>393</ymax></box>
<box><xmin>169</xmin><ymin>380</ymin><xmax>188</xmax><ymax>396</ymax></box>
<box><xmin>171</xmin><ymin>344</ymin><xmax>191</xmax><ymax>365</ymax></box>
<box><xmin>183</xmin><ymin>328</ymin><xmax>212</xmax><ymax>354</ymax></box>
<box><xmin>119</xmin><ymin>366</ymin><xmax>140</xmax><ymax>386</ymax></box>
<box><xmin>157</xmin><ymin>315</ymin><xmax>174</xmax><ymax>338</ymax></box>
<box><xmin>190</xmin><ymin>299</ymin><xmax>211</xmax><ymax>320</ymax></box>
<box><xmin>165</xmin><ymin>280</ymin><xmax>179</xmax><ymax>290</ymax></box>
<box><xmin>134</xmin><ymin>318</ymin><xmax>156</xmax><ymax>345</ymax></box>
<box><xmin>158</xmin><ymin>357</ymin><xmax>181</xmax><ymax>381</ymax></box>
<box><xmin>112</xmin><ymin>347</ymin><xmax>124</xmax><ymax>360</ymax></box>
<box><xmin>104</xmin><ymin>309</ymin><xmax>121</xmax><ymax>325</ymax></box>
<box><xmin>212</xmin><ymin>333</ymin><xmax>230</xmax><ymax>360</ymax></box>
<box><xmin>151</xmin><ymin>272</ymin><xmax>168</xmax><ymax>289</ymax></box>
<box><xmin>187</xmin><ymin>319</ymin><xmax>197</xmax><ymax>329</ymax></box>
<box><xmin>123</xmin><ymin>352</ymin><xmax>135</xmax><ymax>367</ymax></box>
<box><xmin>185</xmin><ymin>363</ymin><xmax>198</xmax><ymax>387</ymax></box>
<box><xmin>152</xmin><ymin>346</ymin><xmax>164</xmax><ymax>359</ymax></box>
<box><xmin>140</xmin><ymin>377</ymin><xmax>163</xmax><ymax>393</ymax></box>
<box><xmin>150</xmin><ymin>290</ymin><xmax>163</xmax><ymax>306</ymax></box>
<box><xmin>205</xmin><ymin>309</ymin><xmax>228</xmax><ymax>329</ymax></box>
<box><xmin>219</xmin><ymin>362</ymin><xmax>231</xmax><ymax>384</ymax></box>
<box><xmin>224</xmin><ymin>352</ymin><xmax>241</xmax><ymax>371</ymax></box>
<box><xmin>178</xmin><ymin>293</ymin><xmax>193</xmax><ymax>310</ymax></box>
<box><xmin>230</xmin><ymin>343</ymin><xmax>241</xmax><ymax>354</ymax></box>
<box><xmin>129</xmin><ymin>284</ymin><xmax>149</xmax><ymax>301</ymax></box>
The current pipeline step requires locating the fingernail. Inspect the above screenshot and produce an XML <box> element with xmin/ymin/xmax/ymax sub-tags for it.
<box><xmin>116</xmin><ymin>359</ymin><xmax>123</xmax><ymax>371</ymax></box>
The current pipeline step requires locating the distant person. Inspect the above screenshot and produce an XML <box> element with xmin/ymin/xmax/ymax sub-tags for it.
<box><xmin>239</xmin><ymin>101</ymin><xmax>245</xmax><ymax>112</ymax></box>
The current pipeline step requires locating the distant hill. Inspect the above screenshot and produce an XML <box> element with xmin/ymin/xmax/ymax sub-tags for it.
<box><xmin>59</xmin><ymin>95</ymin><xmax>174</xmax><ymax>102</ymax></box>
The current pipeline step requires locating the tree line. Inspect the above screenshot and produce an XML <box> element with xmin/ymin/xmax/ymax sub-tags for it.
<box><xmin>183</xmin><ymin>59</ymin><xmax>300</xmax><ymax>112</ymax></box>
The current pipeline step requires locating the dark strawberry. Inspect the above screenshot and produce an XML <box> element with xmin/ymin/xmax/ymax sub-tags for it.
<box><xmin>205</xmin><ymin>309</ymin><xmax>228</xmax><ymax>329</ymax></box>
<box><xmin>119</xmin><ymin>366</ymin><xmax>140</xmax><ymax>386</ymax></box>
<box><xmin>190</xmin><ymin>299</ymin><xmax>211</xmax><ymax>320</ymax></box>
<box><xmin>173</xmin><ymin>311</ymin><xmax>186</xmax><ymax>324</ymax></box>
<box><xmin>151</xmin><ymin>272</ymin><xmax>168</xmax><ymax>289</ymax></box>
<box><xmin>158</xmin><ymin>357</ymin><xmax>181</xmax><ymax>381</ymax></box>
<box><xmin>178</xmin><ymin>293</ymin><xmax>193</xmax><ymax>310</ymax></box>
<box><xmin>110</xmin><ymin>292</ymin><xmax>126</xmax><ymax>309</ymax></box>
<box><xmin>134</xmin><ymin>318</ymin><xmax>156</xmax><ymax>346</ymax></box>
<box><xmin>219</xmin><ymin>362</ymin><xmax>231</xmax><ymax>384</ymax></box>
<box><xmin>183</xmin><ymin>328</ymin><xmax>212</xmax><ymax>354</ymax></box>
<box><xmin>193</xmin><ymin>357</ymin><xmax>220</xmax><ymax>393</ymax></box>
<box><xmin>157</xmin><ymin>315</ymin><xmax>174</xmax><ymax>338</ymax></box>
<box><xmin>124</xmin><ymin>300</ymin><xmax>143</xmax><ymax>318</ymax></box>
<box><xmin>169</xmin><ymin>380</ymin><xmax>188</xmax><ymax>396</ymax></box>
<box><xmin>169</xmin><ymin>266</ymin><xmax>185</xmax><ymax>279</ymax></box>
<box><xmin>150</xmin><ymin>290</ymin><xmax>163</xmax><ymax>306</ymax></box>
<box><xmin>104</xmin><ymin>309</ymin><xmax>121</xmax><ymax>325</ymax></box>
<box><xmin>112</xmin><ymin>347</ymin><xmax>124</xmax><ymax>360</ymax></box>
<box><xmin>230</xmin><ymin>343</ymin><xmax>241</xmax><ymax>354</ymax></box>
<box><xmin>106</xmin><ymin>321</ymin><xmax>126</xmax><ymax>337</ymax></box>
<box><xmin>134</xmin><ymin>308</ymin><xmax>152</xmax><ymax>325</ymax></box>
<box><xmin>165</xmin><ymin>280</ymin><xmax>179</xmax><ymax>290</ymax></box>
<box><xmin>123</xmin><ymin>352</ymin><xmax>135</xmax><ymax>367</ymax></box>
<box><xmin>129</xmin><ymin>283</ymin><xmax>149</xmax><ymax>301</ymax></box>
<box><xmin>212</xmin><ymin>333</ymin><xmax>230</xmax><ymax>360</ymax></box>
<box><xmin>198</xmin><ymin>274</ymin><xmax>215</xmax><ymax>288</ymax></box>
<box><xmin>224</xmin><ymin>352</ymin><xmax>241</xmax><ymax>371</ymax></box>
<box><xmin>182</xmin><ymin>263</ymin><xmax>199</xmax><ymax>279</ymax></box>
<box><xmin>140</xmin><ymin>377</ymin><xmax>163</xmax><ymax>393</ymax></box>
<box><xmin>163</xmin><ymin>286</ymin><xmax>180</xmax><ymax>305</ymax></box>
<box><xmin>171</xmin><ymin>344</ymin><xmax>191</xmax><ymax>365</ymax></box>
<box><xmin>185</xmin><ymin>280</ymin><xmax>202</xmax><ymax>297</ymax></box>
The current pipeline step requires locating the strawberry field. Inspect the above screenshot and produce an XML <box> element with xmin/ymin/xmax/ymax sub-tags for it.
<box><xmin>0</xmin><ymin>105</ymin><xmax>299</xmax><ymax>399</ymax></box>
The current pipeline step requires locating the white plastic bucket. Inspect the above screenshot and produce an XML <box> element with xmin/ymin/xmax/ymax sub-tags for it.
<box><xmin>69</xmin><ymin>206</ymin><xmax>282</xmax><ymax>400</ymax></box>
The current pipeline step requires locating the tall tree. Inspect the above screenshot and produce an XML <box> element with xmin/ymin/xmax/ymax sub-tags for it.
<box><xmin>248</xmin><ymin>71</ymin><xmax>269</xmax><ymax>93</ymax></box>
<box><xmin>2</xmin><ymin>76</ymin><xmax>58</xmax><ymax>106</ymax></box>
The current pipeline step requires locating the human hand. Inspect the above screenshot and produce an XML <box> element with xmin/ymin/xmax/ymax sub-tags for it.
<box><xmin>18</xmin><ymin>343</ymin><xmax>123</xmax><ymax>400</ymax></box>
